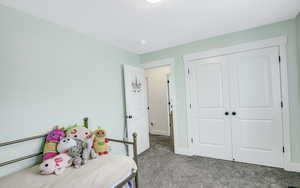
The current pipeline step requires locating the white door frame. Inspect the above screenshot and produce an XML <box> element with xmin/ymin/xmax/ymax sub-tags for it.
<box><xmin>142</xmin><ymin>58</ymin><xmax>177</xmax><ymax>151</ymax></box>
<box><xmin>183</xmin><ymin>36</ymin><xmax>293</xmax><ymax>171</ymax></box>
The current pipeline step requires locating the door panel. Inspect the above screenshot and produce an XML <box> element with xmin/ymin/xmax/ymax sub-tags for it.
<box><xmin>194</xmin><ymin>63</ymin><xmax>224</xmax><ymax>107</ymax></box>
<box><xmin>236</xmin><ymin>56</ymin><xmax>272</xmax><ymax>107</ymax></box>
<box><xmin>198</xmin><ymin>119</ymin><xmax>225</xmax><ymax>145</ymax></box>
<box><xmin>240</xmin><ymin>120</ymin><xmax>273</xmax><ymax>150</ymax></box>
<box><xmin>188</xmin><ymin>47</ymin><xmax>283</xmax><ymax>168</ymax></box>
<box><xmin>229</xmin><ymin>47</ymin><xmax>283</xmax><ymax>167</ymax></box>
<box><xmin>123</xmin><ymin>65</ymin><xmax>150</xmax><ymax>155</ymax></box>
<box><xmin>188</xmin><ymin>57</ymin><xmax>232</xmax><ymax>160</ymax></box>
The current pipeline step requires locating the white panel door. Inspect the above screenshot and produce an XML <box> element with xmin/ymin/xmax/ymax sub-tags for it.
<box><xmin>188</xmin><ymin>57</ymin><xmax>232</xmax><ymax>160</ymax></box>
<box><xmin>123</xmin><ymin>65</ymin><xmax>150</xmax><ymax>154</ymax></box>
<box><xmin>229</xmin><ymin>47</ymin><xmax>283</xmax><ymax>167</ymax></box>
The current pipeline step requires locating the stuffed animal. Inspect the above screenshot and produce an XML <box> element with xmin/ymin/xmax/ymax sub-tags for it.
<box><xmin>93</xmin><ymin>128</ymin><xmax>109</xmax><ymax>155</ymax></box>
<box><xmin>57</xmin><ymin>137</ymin><xmax>77</xmax><ymax>153</ymax></box>
<box><xmin>66</xmin><ymin>125</ymin><xmax>97</xmax><ymax>160</ymax></box>
<box><xmin>39</xmin><ymin>153</ymin><xmax>72</xmax><ymax>175</ymax></box>
<box><xmin>43</xmin><ymin>128</ymin><xmax>65</xmax><ymax>161</ymax></box>
<box><xmin>66</xmin><ymin>124</ymin><xmax>92</xmax><ymax>141</ymax></box>
<box><xmin>68</xmin><ymin>140</ymin><xmax>87</xmax><ymax>168</ymax></box>
<box><xmin>57</xmin><ymin>137</ymin><xmax>87</xmax><ymax>168</ymax></box>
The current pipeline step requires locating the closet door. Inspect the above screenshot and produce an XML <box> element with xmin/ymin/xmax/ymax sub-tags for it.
<box><xmin>229</xmin><ymin>47</ymin><xmax>283</xmax><ymax>167</ymax></box>
<box><xmin>188</xmin><ymin>57</ymin><xmax>232</xmax><ymax>160</ymax></box>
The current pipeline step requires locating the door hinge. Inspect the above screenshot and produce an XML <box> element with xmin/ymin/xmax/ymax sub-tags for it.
<box><xmin>147</xmin><ymin>106</ymin><xmax>150</xmax><ymax>110</ymax></box>
<box><xmin>279</xmin><ymin>56</ymin><xmax>281</xmax><ymax>63</ymax></box>
<box><xmin>191</xmin><ymin>138</ymin><xmax>194</xmax><ymax>143</ymax></box>
<box><xmin>167</xmin><ymin>80</ymin><xmax>170</xmax><ymax>84</ymax></box>
<box><xmin>189</xmin><ymin>104</ymin><xmax>192</xmax><ymax>109</ymax></box>
<box><xmin>188</xmin><ymin>68</ymin><xmax>190</xmax><ymax>75</ymax></box>
<box><xmin>283</xmin><ymin>146</ymin><xmax>285</xmax><ymax>153</ymax></box>
<box><xmin>281</xmin><ymin>101</ymin><xmax>283</xmax><ymax>108</ymax></box>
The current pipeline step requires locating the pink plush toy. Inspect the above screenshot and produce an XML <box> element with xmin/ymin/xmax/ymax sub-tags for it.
<box><xmin>46</xmin><ymin>129</ymin><xmax>65</xmax><ymax>142</ymax></box>
<box><xmin>39</xmin><ymin>153</ymin><xmax>72</xmax><ymax>175</ymax></box>
<box><xmin>43</xmin><ymin>128</ymin><xmax>66</xmax><ymax>161</ymax></box>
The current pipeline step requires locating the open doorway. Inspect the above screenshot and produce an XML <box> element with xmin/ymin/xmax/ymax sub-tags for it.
<box><xmin>145</xmin><ymin>65</ymin><xmax>174</xmax><ymax>152</ymax></box>
<box><xmin>123</xmin><ymin>59</ymin><xmax>176</xmax><ymax>156</ymax></box>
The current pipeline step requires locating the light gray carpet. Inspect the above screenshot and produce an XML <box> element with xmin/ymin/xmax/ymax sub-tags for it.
<box><xmin>138</xmin><ymin>135</ymin><xmax>300</xmax><ymax>188</ymax></box>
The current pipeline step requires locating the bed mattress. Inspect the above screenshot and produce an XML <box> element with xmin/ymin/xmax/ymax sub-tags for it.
<box><xmin>0</xmin><ymin>155</ymin><xmax>137</xmax><ymax>188</ymax></box>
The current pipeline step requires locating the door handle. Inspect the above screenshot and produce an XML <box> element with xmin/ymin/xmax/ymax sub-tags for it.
<box><xmin>232</xmin><ymin>112</ymin><xmax>237</xmax><ymax>116</ymax></box>
<box><xmin>224</xmin><ymin>112</ymin><xmax>229</xmax><ymax>116</ymax></box>
<box><xmin>126</xmin><ymin>115</ymin><xmax>133</xmax><ymax>119</ymax></box>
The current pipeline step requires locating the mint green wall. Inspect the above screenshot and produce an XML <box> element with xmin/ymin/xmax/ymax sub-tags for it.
<box><xmin>1</xmin><ymin>3</ymin><xmax>300</xmax><ymax>176</ymax></box>
<box><xmin>141</xmin><ymin>19</ymin><xmax>300</xmax><ymax>163</ymax></box>
<box><xmin>0</xmin><ymin>5</ymin><xmax>139</xmax><ymax>176</ymax></box>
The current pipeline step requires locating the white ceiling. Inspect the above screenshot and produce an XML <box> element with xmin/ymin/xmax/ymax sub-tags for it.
<box><xmin>0</xmin><ymin>0</ymin><xmax>299</xmax><ymax>54</ymax></box>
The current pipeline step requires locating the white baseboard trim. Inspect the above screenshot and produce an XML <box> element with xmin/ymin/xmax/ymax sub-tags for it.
<box><xmin>150</xmin><ymin>130</ymin><xmax>169</xmax><ymax>136</ymax></box>
<box><xmin>285</xmin><ymin>162</ymin><xmax>300</xmax><ymax>173</ymax></box>
<box><xmin>175</xmin><ymin>147</ymin><xmax>192</xmax><ymax>156</ymax></box>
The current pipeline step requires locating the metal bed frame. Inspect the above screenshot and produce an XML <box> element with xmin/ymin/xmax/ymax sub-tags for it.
<box><xmin>0</xmin><ymin>117</ymin><xmax>139</xmax><ymax>188</ymax></box>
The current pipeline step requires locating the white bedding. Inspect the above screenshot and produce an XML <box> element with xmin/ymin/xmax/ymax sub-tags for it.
<box><xmin>0</xmin><ymin>155</ymin><xmax>137</xmax><ymax>188</ymax></box>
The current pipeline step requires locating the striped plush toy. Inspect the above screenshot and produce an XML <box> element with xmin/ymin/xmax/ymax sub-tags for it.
<box><xmin>43</xmin><ymin>128</ymin><xmax>65</xmax><ymax>161</ymax></box>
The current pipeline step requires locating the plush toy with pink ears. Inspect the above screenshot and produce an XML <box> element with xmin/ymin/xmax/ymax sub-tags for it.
<box><xmin>39</xmin><ymin>153</ymin><xmax>72</xmax><ymax>175</ymax></box>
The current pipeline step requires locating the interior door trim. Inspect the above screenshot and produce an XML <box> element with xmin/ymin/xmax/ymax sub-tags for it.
<box><xmin>142</xmin><ymin>58</ymin><xmax>178</xmax><ymax>153</ymax></box>
<box><xmin>184</xmin><ymin>36</ymin><xmax>292</xmax><ymax>171</ymax></box>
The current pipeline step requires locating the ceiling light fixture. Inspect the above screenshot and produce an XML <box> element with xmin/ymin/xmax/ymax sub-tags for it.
<box><xmin>146</xmin><ymin>0</ymin><xmax>161</xmax><ymax>4</ymax></box>
<box><xmin>140</xmin><ymin>40</ymin><xmax>147</xmax><ymax>45</ymax></box>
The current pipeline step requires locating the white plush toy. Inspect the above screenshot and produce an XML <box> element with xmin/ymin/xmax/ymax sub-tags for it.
<box><xmin>66</xmin><ymin>125</ymin><xmax>97</xmax><ymax>160</ymax></box>
<box><xmin>39</xmin><ymin>153</ymin><xmax>72</xmax><ymax>175</ymax></box>
<box><xmin>57</xmin><ymin>137</ymin><xmax>77</xmax><ymax>153</ymax></box>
